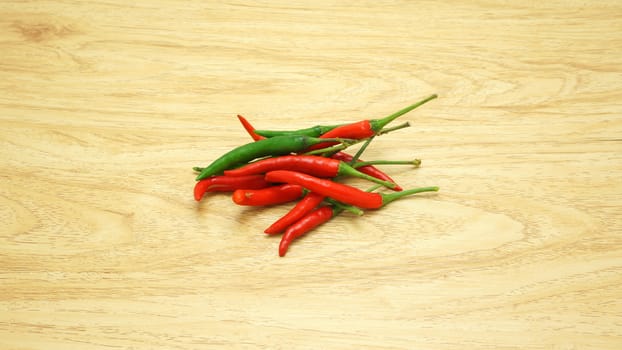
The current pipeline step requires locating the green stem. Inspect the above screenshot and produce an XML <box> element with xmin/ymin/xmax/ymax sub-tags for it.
<box><xmin>326</xmin><ymin>199</ymin><xmax>363</xmax><ymax>216</ymax></box>
<box><xmin>365</xmin><ymin>184</ymin><xmax>383</xmax><ymax>192</ymax></box>
<box><xmin>338</xmin><ymin>162</ymin><xmax>397</xmax><ymax>189</ymax></box>
<box><xmin>348</xmin><ymin>121</ymin><xmax>409</xmax><ymax>164</ymax></box>
<box><xmin>302</xmin><ymin>138</ymin><xmax>362</xmax><ymax>156</ymax></box>
<box><xmin>380</xmin><ymin>186</ymin><xmax>439</xmax><ymax>206</ymax></box>
<box><xmin>353</xmin><ymin>159</ymin><xmax>421</xmax><ymax>168</ymax></box>
<box><xmin>303</xmin><ymin>143</ymin><xmax>349</xmax><ymax>156</ymax></box>
<box><xmin>313</xmin><ymin>137</ymin><xmax>357</xmax><ymax>145</ymax></box>
<box><xmin>348</xmin><ymin>135</ymin><xmax>375</xmax><ymax>165</ymax></box>
<box><xmin>370</xmin><ymin>94</ymin><xmax>437</xmax><ymax>131</ymax></box>
<box><xmin>376</xmin><ymin>121</ymin><xmax>411</xmax><ymax>136</ymax></box>
<box><xmin>331</xmin><ymin>206</ymin><xmax>345</xmax><ymax>217</ymax></box>
<box><xmin>193</xmin><ymin>166</ymin><xmax>204</xmax><ymax>173</ymax></box>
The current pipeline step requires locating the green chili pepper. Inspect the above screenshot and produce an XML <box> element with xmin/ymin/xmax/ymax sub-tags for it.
<box><xmin>195</xmin><ymin>135</ymin><xmax>352</xmax><ymax>181</ymax></box>
<box><xmin>254</xmin><ymin>124</ymin><xmax>342</xmax><ymax>138</ymax></box>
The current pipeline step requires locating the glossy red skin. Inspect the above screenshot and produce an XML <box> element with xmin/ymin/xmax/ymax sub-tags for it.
<box><xmin>194</xmin><ymin>175</ymin><xmax>270</xmax><ymax>201</ymax></box>
<box><xmin>264</xmin><ymin>192</ymin><xmax>325</xmax><ymax>234</ymax></box>
<box><xmin>265</xmin><ymin>170</ymin><xmax>383</xmax><ymax>209</ymax></box>
<box><xmin>224</xmin><ymin>155</ymin><xmax>340</xmax><ymax>178</ymax></box>
<box><xmin>320</xmin><ymin>120</ymin><xmax>375</xmax><ymax>139</ymax></box>
<box><xmin>232</xmin><ymin>184</ymin><xmax>304</xmax><ymax>206</ymax></box>
<box><xmin>307</xmin><ymin>120</ymin><xmax>375</xmax><ymax>150</ymax></box>
<box><xmin>279</xmin><ymin>205</ymin><xmax>334</xmax><ymax>257</ymax></box>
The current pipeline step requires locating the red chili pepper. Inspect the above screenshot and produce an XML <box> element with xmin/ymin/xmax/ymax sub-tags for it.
<box><xmin>265</xmin><ymin>170</ymin><xmax>438</xmax><ymax>209</ymax></box>
<box><xmin>223</xmin><ymin>155</ymin><xmax>396</xmax><ymax>189</ymax></box>
<box><xmin>278</xmin><ymin>205</ymin><xmax>337</xmax><ymax>257</ymax></box>
<box><xmin>306</xmin><ymin>121</ymin><xmax>373</xmax><ymax>151</ymax></box>
<box><xmin>321</xmin><ymin>120</ymin><xmax>375</xmax><ymax>140</ymax></box>
<box><xmin>276</xmin><ymin>184</ymin><xmax>378</xmax><ymax>256</ymax></box>
<box><xmin>330</xmin><ymin>152</ymin><xmax>403</xmax><ymax>191</ymax></box>
<box><xmin>264</xmin><ymin>192</ymin><xmax>325</xmax><ymax>234</ymax></box>
<box><xmin>237</xmin><ymin>114</ymin><xmax>265</xmax><ymax>141</ymax></box>
<box><xmin>232</xmin><ymin>184</ymin><xmax>304</xmax><ymax>206</ymax></box>
<box><xmin>194</xmin><ymin>175</ymin><xmax>270</xmax><ymax>201</ymax></box>
<box><xmin>234</xmin><ymin>115</ymin><xmax>403</xmax><ymax>192</ymax></box>
<box><xmin>225</xmin><ymin>155</ymin><xmax>338</xmax><ymax>177</ymax></box>
<box><xmin>308</xmin><ymin>94</ymin><xmax>437</xmax><ymax>150</ymax></box>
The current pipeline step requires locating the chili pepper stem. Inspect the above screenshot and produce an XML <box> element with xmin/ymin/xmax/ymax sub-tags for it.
<box><xmin>304</xmin><ymin>123</ymin><xmax>411</xmax><ymax>157</ymax></box>
<box><xmin>371</xmin><ymin>94</ymin><xmax>437</xmax><ymax>131</ymax></box>
<box><xmin>353</xmin><ymin>159</ymin><xmax>422</xmax><ymax>168</ymax></box>
<box><xmin>325</xmin><ymin>199</ymin><xmax>363</xmax><ymax>216</ymax></box>
<box><xmin>302</xmin><ymin>140</ymin><xmax>356</xmax><ymax>156</ymax></box>
<box><xmin>380</xmin><ymin>186</ymin><xmax>439</xmax><ymax>206</ymax></box>
<box><xmin>342</xmin><ymin>121</ymin><xmax>409</xmax><ymax>164</ymax></box>
<box><xmin>348</xmin><ymin>135</ymin><xmax>375</xmax><ymax>165</ymax></box>
<box><xmin>376</xmin><ymin>121</ymin><xmax>411</xmax><ymax>136</ymax></box>
<box><xmin>338</xmin><ymin>162</ymin><xmax>397</xmax><ymax>189</ymax></box>
<box><xmin>309</xmin><ymin>137</ymin><xmax>354</xmax><ymax>147</ymax></box>
<box><xmin>193</xmin><ymin>166</ymin><xmax>204</xmax><ymax>172</ymax></box>
<box><xmin>366</xmin><ymin>184</ymin><xmax>383</xmax><ymax>192</ymax></box>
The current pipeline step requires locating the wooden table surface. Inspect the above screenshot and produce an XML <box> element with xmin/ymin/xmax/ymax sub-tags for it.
<box><xmin>2</xmin><ymin>1</ymin><xmax>621</xmax><ymax>349</ymax></box>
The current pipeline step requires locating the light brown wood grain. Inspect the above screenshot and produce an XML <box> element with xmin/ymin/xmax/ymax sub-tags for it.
<box><xmin>1</xmin><ymin>1</ymin><xmax>621</xmax><ymax>349</ymax></box>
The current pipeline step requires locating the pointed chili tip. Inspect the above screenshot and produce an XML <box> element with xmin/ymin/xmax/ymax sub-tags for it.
<box><xmin>264</xmin><ymin>227</ymin><xmax>279</xmax><ymax>235</ymax></box>
<box><xmin>232</xmin><ymin>189</ymin><xmax>245</xmax><ymax>205</ymax></box>
<box><xmin>394</xmin><ymin>185</ymin><xmax>404</xmax><ymax>192</ymax></box>
<box><xmin>278</xmin><ymin>239</ymin><xmax>290</xmax><ymax>257</ymax></box>
<box><xmin>194</xmin><ymin>180</ymin><xmax>208</xmax><ymax>201</ymax></box>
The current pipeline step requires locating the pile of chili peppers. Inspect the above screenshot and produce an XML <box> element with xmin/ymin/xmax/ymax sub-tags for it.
<box><xmin>193</xmin><ymin>94</ymin><xmax>439</xmax><ymax>256</ymax></box>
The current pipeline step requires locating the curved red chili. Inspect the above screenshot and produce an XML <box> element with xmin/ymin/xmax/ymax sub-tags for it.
<box><xmin>265</xmin><ymin>170</ymin><xmax>438</xmax><ymax>209</ymax></box>
<box><xmin>224</xmin><ymin>155</ymin><xmax>397</xmax><ymax>189</ymax></box>
<box><xmin>265</xmin><ymin>171</ymin><xmax>381</xmax><ymax>208</ymax></box>
<box><xmin>194</xmin><ymin>175</ymin><xmax>270</xmax><ymax>201</ymax></box>
<box><xmin>279</xmin><ymin>205</ymin><xmax>337</xmax><ymax>257</ymax></box>
<box><xmin>264</xmin><ymin>192</ymin><xmax>325</xmax><ymax>234</ymax></box>
<box><xmin>331</xmin><ymin>152</ymin><xmax>403</xmax><ymax>191</ymax></box>
<box><xmin>225</xmin><ymin>155</ymin><xmax>338</xmax><ymax>177</ymax></box>
<box><xmin>232</xmin><ymin>184</ymin><xmax>304</xmax><ymax>206</ymax></box>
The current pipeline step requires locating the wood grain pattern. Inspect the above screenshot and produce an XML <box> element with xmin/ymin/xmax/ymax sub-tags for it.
<box><xmin>1</xmin><ymin>1</ymin><xmax>621</xmax><ymax>349</ymax></box>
